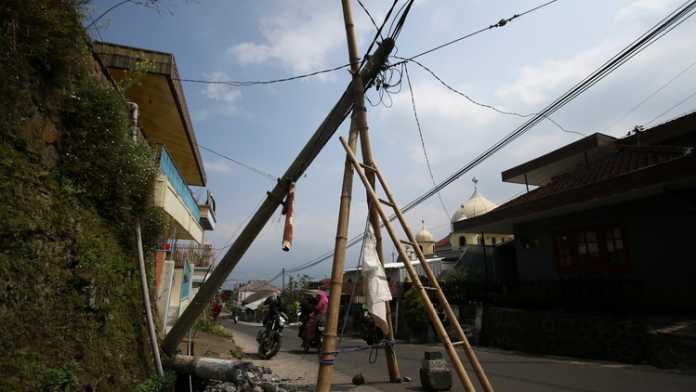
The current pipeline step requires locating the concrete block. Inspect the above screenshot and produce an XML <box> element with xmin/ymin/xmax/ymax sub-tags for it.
<box><xmin>420</xmin><ymin>351</ymin><xmax>452</xmax><ymax>391</ymax></box>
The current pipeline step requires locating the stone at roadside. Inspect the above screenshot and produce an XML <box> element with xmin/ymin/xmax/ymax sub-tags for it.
<box><xmin>420</xmin><ymin>351</ymin><xmax>452</xmax><ymax>391</ymax></box>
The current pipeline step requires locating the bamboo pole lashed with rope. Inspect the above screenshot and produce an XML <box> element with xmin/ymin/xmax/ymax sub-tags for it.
<box><xmin>315</xmin><ymin>2</ymin><xmax>401</xmax><ymax>390</ymax></box>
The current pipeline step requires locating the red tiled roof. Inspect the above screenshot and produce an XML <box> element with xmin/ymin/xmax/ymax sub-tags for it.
<box><xmin>435</xmin><ymin>237</ymin><xmax>450</xmax><ymax>247</ymax></box>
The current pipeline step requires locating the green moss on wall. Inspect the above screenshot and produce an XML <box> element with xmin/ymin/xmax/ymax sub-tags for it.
<box><xmin>0</xmin><ymin>1</ymin><xmax>167</xmax><ymax>390</ymax></box>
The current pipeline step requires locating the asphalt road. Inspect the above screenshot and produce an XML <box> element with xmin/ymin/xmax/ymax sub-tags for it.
<box><xmin>228</xmin><ymin>322</ymin><xmax>696</xmax><ymax>391</ymax></box>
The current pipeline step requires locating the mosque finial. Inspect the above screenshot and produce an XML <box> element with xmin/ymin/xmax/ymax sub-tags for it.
<box><xmin>472</xmin><ymin>176</ymin><xmax>479</xmax><ymax>191</ymax></box>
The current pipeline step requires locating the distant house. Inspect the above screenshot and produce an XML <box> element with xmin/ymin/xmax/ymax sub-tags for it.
<box><xmin>237</xmin><ymin>280</ymin><xmax>281</xmax><ymax>321</ymax></box>
<box><xmin>453</xmin><ymin>113</ymin><xmax>696</xmax><ymax>310</ymax></box>
<box><xmin>94</xmin><ymin>42</ymin><xmax>218</xmax><ymax>330</ymax></box>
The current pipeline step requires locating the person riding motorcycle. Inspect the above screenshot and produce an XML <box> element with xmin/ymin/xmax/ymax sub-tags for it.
<box><xmin>301</xmin><ymin>291</ymin><xmax>328</xmax><ymax>350</ymax></box>
<box><xmin>298</xmin><ymin>294</ymin><xmax>316</xmax><ymax>338</ymax></box>
<box><xmin>263</xmin><ymin>294</ymin><xmax>283</xmax><ymax>327</ymax></box>
<box><xmin>257</xmin><ymin>294</ymin><xmax>285</xmax><ymax>359</ymax></box>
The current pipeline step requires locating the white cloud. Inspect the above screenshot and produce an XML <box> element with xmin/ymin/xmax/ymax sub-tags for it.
<box><xmin>496</xmin><ymin>0</ymin><xmax>691</xmax><ymax>109</ymax></box>
<box><xmin>202</xmin><ymin>72</ymin><xmax>241</xmax><ymax>103</ymax></box>
<box><xmin>228</xmin><ymin>1</ymin><xmax>371</xmax><ymax>74</ymax></box>
<box><xmin>198</xmin><ymin>71</ymin><xmax>242</xmax><ymax>117</ymax></box>
<box><xmin>204</xmin><ymin>159</ymin><xmax>233</xmax><ymax>174</ymax></box>
<box><xmin>615</xmin><ymin>0</ymin><xmax>675</xmax><ymax>24</ymax></box>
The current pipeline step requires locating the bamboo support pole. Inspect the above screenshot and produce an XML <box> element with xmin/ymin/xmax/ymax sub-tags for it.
<box><xmin>315</xmin><ymin>116</ymin><xmax>361</xmax><ymax>392</ymax></box>
<box><xmin>338</xmin><ymin>137</ymin><xmax>477</xmax><ymax>392</ymax></box>
<box><xmin>162</xmin><ymin>39</ymin><xmax>394</xmax><ymax>354</ymax></box>
<box><xmin>341</xmin><ymin>0</ymin><xmax>401</xmax><ymax>383</ymax></box>
<box><xmin>372</xmin><ymin>165</ymin><xmax>494</xmax><ymax>392</ymax></box>
<box><xmin>136</xmin><ymin>222</ymin><xmax>164</xmax><ymax>377</ymax></box>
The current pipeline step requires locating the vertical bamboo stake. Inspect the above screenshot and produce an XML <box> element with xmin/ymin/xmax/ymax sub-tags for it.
<box><xmin>136</xmin><ymin>222</ymin><xmax>164</xmax><ymax>378</ymax></box>
<box><xmin>341</xmin><ymin>0</ymin><xmax>401</xmax><ymax>381</ymax></box>
<box><xmin>315</xmin><ymin>118</ymin><xmax>361</xmax><ymax>392</ymax></box>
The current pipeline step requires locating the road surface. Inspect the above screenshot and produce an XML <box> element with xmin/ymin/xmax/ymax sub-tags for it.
<box><xmin>225</xmin><ymin>321</ymin><xmax>696</xmax><ymax>391</ymax></box>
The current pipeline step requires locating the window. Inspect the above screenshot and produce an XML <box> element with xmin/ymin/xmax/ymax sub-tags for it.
<box><xmin>556</xmin><ymin>234</ymin><xmax>573</xmax><ymax>268</ymax></box>
<box><xmin>459</xmin><ymin>236</ymin><xmax>466</xmax><ymax>247</ymax></box>
<box><xmin>577</xmin><ymin>230</ymin><xmax>600</xmax><ymax>264</ymax></box>
<box><xmin>554</xmin><ymin>225</ymin><xmax>629</xmax><ymax>272</ymax></box>
<box><xmin>605</xmin><ymin>226</ymin><xmax>626</xmax><ymax>264</ymax></box>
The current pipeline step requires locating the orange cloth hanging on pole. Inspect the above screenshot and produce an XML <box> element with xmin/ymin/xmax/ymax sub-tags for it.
<box><xmin>281</xmin><ymin>182</ymin><xmax>295</xmax><ymax>251</ymax></box>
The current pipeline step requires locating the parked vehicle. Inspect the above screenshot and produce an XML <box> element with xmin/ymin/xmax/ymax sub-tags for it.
<box><xmin>256</xmin><ymin>312</ymin><xmax>287</xmax><ymax>359</ymax></box>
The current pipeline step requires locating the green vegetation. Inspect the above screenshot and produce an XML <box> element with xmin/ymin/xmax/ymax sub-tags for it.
<box><xmin>401</xmin><ymin>287</ymin><xmax>430</xmax><ymax>339</ymax></box>
<box><xmin>0</xmin><ymin>1</ymin><xmax>166</xmax><ymax>390</ymax></box>
<box><xmin>134</xmin><ymin>371</ymin><xmax>177</xmax><ymax>392</ymax></box>
<box><xmin>195</xmin><ymin>313</ymin><xmax>234</xmax><ymax>338</ymax></box>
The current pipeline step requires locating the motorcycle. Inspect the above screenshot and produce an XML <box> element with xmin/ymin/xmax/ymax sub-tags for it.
<box><xmin>301</xmin><ymin>316</ymin><xmax>324</xmax><ymax>353</ymax></box>
<box><xmin>358</xmin><ymin>309</ymin><xmax>384</xmax><ymax>345</ymax></box>
<box><xmin>256</xmin><ymin>312</ymin><xmax>287</xmax><ymax>359</ymax></box>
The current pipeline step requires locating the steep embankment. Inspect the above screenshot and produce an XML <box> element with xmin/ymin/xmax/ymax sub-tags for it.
<box><xmin>1</xmin><ymin>1</ymin><xmax>166</xmax><ymax>390</ymax></box>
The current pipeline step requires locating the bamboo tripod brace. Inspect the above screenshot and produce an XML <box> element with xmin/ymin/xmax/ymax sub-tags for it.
<box><xmin>338</xmin><ymin>136</ymin><xmax>495</xmax><ymax>392</ymax></box>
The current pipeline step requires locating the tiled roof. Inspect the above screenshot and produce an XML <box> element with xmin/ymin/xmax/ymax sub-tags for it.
<box><xmin>238</xmin><ymin>280</ymin><xmax>280</xmax><ymax>293</ymax></box>
<box><xmin>454</xmin><ymin>144</ymin><xmax>694</xmax><ymax>231</ymax></box>
<box><xmin>435</xmin><ymin>237</ymin><xmax>450</xmax><ymax>247</ymax></box>
<box><xmin>500</xmin><ymin>145</ymin><xmax>690</xmax><ymax>210</ymax></box>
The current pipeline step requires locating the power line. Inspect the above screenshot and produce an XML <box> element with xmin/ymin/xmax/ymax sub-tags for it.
<box><xmin>403</xmin><ymin>63</ymin><xmax>451</xmax><ymax>220</ymax></box>
<box><xmin>214</xmin><ymin>196</ymin><xmax>267</xmax><ymax>252</ymax></box>
<box><xmin>610</xmin><ymin>58</ymin><xmax>696</xmax><ymax>129</ymax></box>
<box><xmin>176</xmin><ymin>63</ymin><xmax>351</xmax><ymax>88</ymax></box>
<box><xmin>397</xmin><ymin>0</ymin><xmax>696</xmax><ymax>214</ymax></box>
<box><xmin>273</xmin><ymin>0</ymin><xmax>696</xmax><ymax>278</ymax></box>
<box><xmin>198</xmin><ymin>144</ymin><xmax>276</xmax><ymax>181</ymax></box>
<box><xmin>646</xmin><ymin>89</ymin><xmax>696</xmax><ymax>125</ymax></box>
<box><xmin>393</xmin><ymin>0</ymin><xmax>561</xmax><ymax>64</ymax></box>
<box><xmin>357</xmin><ymin>0</ymin><xmax>383</xmax><ymax>39</ymax></box>
<box><xmin>86</xmin><ymin>0</ymin><xmax>131</xmax><ymax>29</ymax></box>
<box><xmin>401</xmin><ymin>57</ymin><xmax>586</xmax><ymax>137</ymax></box>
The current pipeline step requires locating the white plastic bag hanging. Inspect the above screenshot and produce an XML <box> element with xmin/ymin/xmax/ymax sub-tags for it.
<box><xmin>360</xmin><ymin>226</ymin><xmax>392</xmax><ymax>334</ymax></box>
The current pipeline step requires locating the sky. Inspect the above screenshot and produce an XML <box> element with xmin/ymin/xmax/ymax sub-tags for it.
<box><xmin>85</xmin><ymin>0</ymin><xmax>696</xmax><ymax>284</ymax></box>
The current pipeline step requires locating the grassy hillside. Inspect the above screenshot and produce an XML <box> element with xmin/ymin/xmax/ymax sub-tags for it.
<box><xmin>1</xmin><ymin>1</ymin><xmax>167</xmax><ymax>390</ymax></box>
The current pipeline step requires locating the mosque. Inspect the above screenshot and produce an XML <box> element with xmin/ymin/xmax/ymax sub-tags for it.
<box><xmin>414</xmin><ymin>177</ymin><xmax>513</xmax><ymax>260</ymax></box>
<box><xmin>381</xmin><ymin>177</ymin><xmax>512</xmax><ymax>286</ymax></box>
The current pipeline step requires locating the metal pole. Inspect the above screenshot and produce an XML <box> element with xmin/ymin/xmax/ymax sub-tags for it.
<box><xmin>482</xmin><ymin>232</ymin><xmax>488</xmax><ymax>302</ymax></box>
<box><xmin>162</xmin><ymin>39</ymin><xmax>394</xmax><ymax>354</ymax></box>
<box><xmin>136</xmin><ymin>222</ymin><xmax>164</xmax><ymax>377</ymax></box>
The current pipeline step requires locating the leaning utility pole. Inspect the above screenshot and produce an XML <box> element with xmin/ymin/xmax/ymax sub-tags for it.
<box><xmin>162</xmin><ymin>39</ymin><xmax>394</xmax><ymax>355</ymax></box>
<box><xmin>316</xmin><ymin>1</ymin><xmax>400</xmax><ymax>389</ymax></box>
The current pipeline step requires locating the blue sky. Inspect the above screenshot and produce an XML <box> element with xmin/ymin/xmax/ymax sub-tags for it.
<box><xmin>86</xmin><ymin>0</ymin><xmax>696</xmax><ymax>283</ymax></box>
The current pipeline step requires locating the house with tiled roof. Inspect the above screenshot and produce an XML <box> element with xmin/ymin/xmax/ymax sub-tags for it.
<box><xmin>454</xmin><ymin>112</ymin><xmax>696</xmax><ymax>310</ymax></box>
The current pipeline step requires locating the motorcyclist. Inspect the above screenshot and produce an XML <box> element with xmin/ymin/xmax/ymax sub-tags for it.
<box><xmin>303</xmin><ymin>291</ymin><xmax>328</xmax><ymax>342</ymax></box>
<box><xmin>298</xmin><ymin>294</ymin><xmax>316</xmax><ymax>338</ymax></box>
<box><xmin>263</xmin><ymin>294</ymin><xmax>283</xmax><ymax>327</ymax></box>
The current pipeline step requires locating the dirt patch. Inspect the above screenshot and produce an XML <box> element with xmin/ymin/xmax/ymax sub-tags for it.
<box><xmin>229</xmin><ymin>324</ymin><xmax>381</xmax><ymax>391</ymax></box>
<box><xmin>183</xmin><ymin>329</ymin><xmax>243</xmax><ymax>360</ymax></box>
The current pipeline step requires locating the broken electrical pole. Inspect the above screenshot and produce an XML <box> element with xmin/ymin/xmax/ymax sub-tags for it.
<box><xmin>161</xmin><ymin>36</ymin><xmax>394</xmax><ymax>355</ymax></box>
